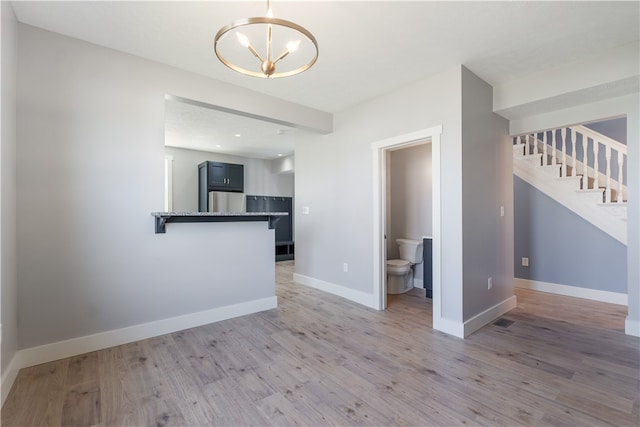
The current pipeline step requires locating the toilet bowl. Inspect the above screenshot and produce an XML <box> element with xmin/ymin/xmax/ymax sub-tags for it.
<box><xmin>386</xmin><ymin>259</ymin><xmax>413</xmax><ymax>294</ymax></box>
<box><xmin>386</xmin><ymin>238</ymin><xmax>424</xmax><ymax>294</ymax></box>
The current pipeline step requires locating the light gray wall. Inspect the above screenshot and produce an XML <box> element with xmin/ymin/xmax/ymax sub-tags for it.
<box><xmin>509</xmin><ymin>93</ymin><xmax>639</xmax><ymax>333</ymax></box>
<box><xmin>296</xmin><ymin>66</ymin><xmax>467</xmax><ymax>322</ymax></box>
<box><xmin>387</xmin><ymin>144</ymin><xmax>432</xmax><ymax>282</ymax></box>
<box><xmin>1</xmin><ymin>0</ymin><xmax>19</xmax><ymax>375</ymax></box>
<box><xmin>461</xmin><ymin>67</ymin><xmax>514</xmax><ymax>320</ymax></box>
<box><xmin>15</xmin><ymin>24</ymin><xmax>322</xmax><ymax>349</ymax></box>
<box><xmin>165</xmin><ymin>146</ymin><xmax>294</xmax><ymax>212</ymax></box>
<box><xmin>514</xmin><ymin>176</ymin><xmax>627</xmax><ymax>293</ymax></box>
<box><xmin>271</xmin><ymin>155</ymin><xmax>294</xmax><ymax>174</ymax></box>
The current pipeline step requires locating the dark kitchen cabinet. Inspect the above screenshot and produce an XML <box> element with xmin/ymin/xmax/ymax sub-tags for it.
<box><xmin>246</xmin><ymin>195</ymin><xmax>294</xmax><ymax>261</ymax></box>
<box><xmin>208</xmin><ymin>163</ymin><xmax>243</xmax><ymax>191</ymax></box>
<box><xmin>198</xmin><ymin>161</ymin><xmax>244</xmax><ymax>211</ymax></box>
<box><xmin>200</xmin><ymin>161</ymin><xmax>243</xmax><ymax>192</ymax></box>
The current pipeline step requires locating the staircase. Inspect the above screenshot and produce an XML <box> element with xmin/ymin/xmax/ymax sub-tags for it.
<box><xmin>513</xmin><ymin>125</ymin><xmax>627</xmax><ymax>245</ymax></box>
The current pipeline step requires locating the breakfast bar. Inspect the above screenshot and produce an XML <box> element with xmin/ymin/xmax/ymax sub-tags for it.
<box><xmin>151</xmin><ymin>211</ymin><xmax>288</xmax><ymax>234</ymax></box>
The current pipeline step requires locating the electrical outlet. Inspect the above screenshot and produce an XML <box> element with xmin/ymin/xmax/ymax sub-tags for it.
<box><xmin>343</xmin><ymin>263</ymin><xmax>348</xmax><ymax>273</ymax></box>
<box><xmin>302</xmin><ymin>206</ymin><xmax>310</xmax><ymax>215</ymax></box>
<box><xmin>500</xmin><ymin>206</ymin><xmax>505</xmax><ymax>217</ymax></box>
<box><xmin>488</xmin><ymin>277</ymin><xmax>493</xmax><ymax>290</ymax></box>
<box><xmin>522</xmin><ymin>257</ymin><xmax>529</xmax><ymax>267</ymax></box>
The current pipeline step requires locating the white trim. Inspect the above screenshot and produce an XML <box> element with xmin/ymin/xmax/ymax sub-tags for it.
<box><xmin>293</xmin><ymin>273</ymin><xmax>378</xmax><ymax>309</ymax></box>
<box><xmin>463</xmin><ymin>296</ymin><xmax>518</xmax><ymax>337</ymax></box>
<box><xmin>625</xmin><ymin>318</ymin><xmax>640</xmax><ymax>337</ymax></box>
<box><xmin>514</xmin><ymin>278</ymin><xmax>628</xmax><ymax>305</ymax></box>
<box><xmin>431</xmin><ymin>131</ymin><xmax>442</xmax><ymax>328</ymax></box>
<box><xmin>10</xmin><ymin>296</ymin><xmax>277</xmax><ymax>374</ymax></box>
<box><xmin>432</xmin><ymin>316</ymin><xmax>465</xmax><ymax>339</ymax></box>
<box><xmin>370</xmin><ymin>125</ymin><xmax>443</xmax><ymax>327</ymax></box>
<box><xmin>164</xmin><ymin>155</ymin><xmax>174</xmax><ymax>212</ymax></box>
<box><xmin>1</xmin><ymin>353</ymin><xmax>21</xmax><ymax>407</ymax></box>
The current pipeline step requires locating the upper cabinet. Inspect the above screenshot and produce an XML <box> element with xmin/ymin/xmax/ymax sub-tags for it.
<box><xmin>200</xmin><ymin>161</ymin><xmax>244</xmax><ymax>192</ymax></box>
<box><xmin>205</xmin><ymin>161</ymin><xmax>244</xmax><ymax>192</ymax></box>
<box><xmin>198</xmin><ymin>161</ymin><xmax>244</xmax><ymax>211</ymax></box>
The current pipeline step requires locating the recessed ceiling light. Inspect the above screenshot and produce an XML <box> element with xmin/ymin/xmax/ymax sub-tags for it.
<box><xmin>235</xmin><ymin>134</ymin><xmax>241</xmax><ymax>137</ymax></box>
<box><xmin>216</xmin><ymin>144</ymin><xmax>222</xmax><ymax>148</ymax></box>
<box><xmin>277</xmin><ymin>153</ymin><xmax>283</xmax><ymax>157</ymax></box>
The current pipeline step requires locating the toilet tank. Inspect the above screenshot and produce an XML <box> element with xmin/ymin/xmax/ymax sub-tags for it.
<box><xmin>396</xmin><ymin>238</ymin><xmax>423</xmax><ymax>263</ymax></box>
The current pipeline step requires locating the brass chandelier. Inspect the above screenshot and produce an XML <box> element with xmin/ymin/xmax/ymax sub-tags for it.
<box><xmin>214</xmin><ymin>0</ymin><xmax>318</xmax><ymax>78</ymax></box>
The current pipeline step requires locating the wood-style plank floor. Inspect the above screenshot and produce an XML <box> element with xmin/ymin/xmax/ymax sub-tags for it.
<box><xmin>2</xmin><ymin>261</ymin><xmax>638</xmax><ymax>426</ymax></box>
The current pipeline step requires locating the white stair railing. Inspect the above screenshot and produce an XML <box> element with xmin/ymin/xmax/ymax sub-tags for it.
<box><xmin>514</xmin><ymin>125</ymin><xmax>627</xmax><ymax>204</ymax></box>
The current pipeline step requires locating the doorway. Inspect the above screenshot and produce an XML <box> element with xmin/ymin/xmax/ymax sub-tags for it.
<box><xmin>371</xmin><ymin>126</ymin><xmax>442</xmax><ymax>325</ymax></box>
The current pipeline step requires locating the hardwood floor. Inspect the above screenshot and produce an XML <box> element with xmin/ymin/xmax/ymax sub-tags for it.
<box><xmin>2</xmin><ymin>261</ymin><xmax>638</xmax><ymax>426</ymax></box>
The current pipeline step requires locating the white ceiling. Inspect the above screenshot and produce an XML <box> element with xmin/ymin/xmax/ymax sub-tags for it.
<box><xmin>164</xmin><ymin>97</ymin><xmax>300</xmax><ymax>159</ymax></box>
<box><xmin>11</xmin><ymin>1</ymin><xmax>639</xmax><ymax>157</ymax></box>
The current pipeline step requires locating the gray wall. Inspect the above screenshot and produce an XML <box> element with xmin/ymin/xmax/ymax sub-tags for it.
<box><xmin>461</xmin><ymin>67</ymin><xmax>514</xmax><ymax>320</ymax></box>
<box><xmin>514</xmin><ymin>176</ymin><xmax>627</xmax><ymax>293</ymax></box>
<box><xmin>295</xmin><ymin>65</ymin><xmax>515</xmax><ymax>325</ymax></box>
<box><xmin>165</xmin><ymin>146</ymin><xmax>294</xmax><ymax>212</ymax></box>
<box><xmin>15</xmin><ymin>24</ymin><xmax>325</xmax><ymax>349</ymax></box>
<box><xmin>1</xmin><ymin>1</ymin><xmax>19</xmax><ymax>375</ymax></box>
<box><xmin>387</xmin><ymin>143</ymin><xmax>432</xmax><ymax>282</ymax></box>
<box><xmin>296</xmin><ymin>66</ymin><xmax>464</xmax><ymax>322</ymax></box>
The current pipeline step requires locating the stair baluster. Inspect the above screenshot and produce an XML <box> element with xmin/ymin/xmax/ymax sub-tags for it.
<box><xmin>571</xmin><ymin>129</ymin><xmax>577</xmax><ymax>178</ymax></box>
<box><xmin>561</xmin><ymin>128</ymin><xmax>567</xmax><ymax>177</ymax></box>
<box><xmin>542</xmin><ymin>131</ymin><xmax>548</xmax><ymax>166</ymax></box>
<box><xmin>605</xmin><ymin>145</ymin><xmax>612</xmax><ymax>203</ymax></box>
<box><xmin>617</xmin><ymin>150</ymin><xmax>624</xmax><ymax>203</ymax></box>
<box><xmin>581</xmin><ymin>133</ymin><xmax>588</xmax><ymax>189</ymax></box>
<box><xmin>593</xmin><ymin>140</ymin><xmax>600</xmax><ymax>189</ymax></box>
<box><xmin>551</xmin><ymin>129</ymin><xmax>557</xmax><ymax>165</ymax></box>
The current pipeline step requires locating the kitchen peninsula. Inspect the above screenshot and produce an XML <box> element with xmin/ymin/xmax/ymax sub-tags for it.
<box><xmin>151</xmin><ymin>211</ymin><xmax>287</xmax><ymax>234</ymax></box>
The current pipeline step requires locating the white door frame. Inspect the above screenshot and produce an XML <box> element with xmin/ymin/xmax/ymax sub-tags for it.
<box><xmin>371</xmin><ymin>126</ymin><xmax>442</xmax><ymax>319</ymax></box>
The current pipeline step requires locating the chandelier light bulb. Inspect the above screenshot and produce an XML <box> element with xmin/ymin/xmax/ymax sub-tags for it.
<box><xmin>236</xmin><ymin>32</ymin><xmax>250</xmax><ymax>48</ymax></box>
<box><xmin>286</xmin><ymin>40</ymin><xmax>301</xmax><ymax>53</ymax></box>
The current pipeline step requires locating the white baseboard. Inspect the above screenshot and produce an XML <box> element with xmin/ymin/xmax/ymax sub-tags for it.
<box><xmin>1</xmin><ymin>295</ymin><xmax>277</xmax><ymax>405</ymax></box>
<box><xmin>464</xmin><ymin>296</ymin><xmax>518</xmax><ymax>337</ymax></box>
<box><xmin>515</xmin><ymin>278</ymin><xmax>627</xmax><ymax>305</ymax></box>
<box><xmin>432</xmin><ymin>316</ymin><xmax>465</xmax><ymax>339</ymax></box>
<box><xmin>293</xmin><ymin>273</ymin><xmax>377</xmax><ymax>309</ymax></box>
<box><xmin>625</xmin><ymin>318</ymin><xmax>640</xmax><ymax>337</ymax></box>
<box><xmin>1</xmin><ymin>353</ymin><xmax>22</xmax><ymax>407</ymax></box>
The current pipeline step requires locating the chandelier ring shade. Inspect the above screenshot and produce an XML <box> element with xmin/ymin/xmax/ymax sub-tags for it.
<box><xmin>214</xmin><ymin>16</ymin><xmax>318</xmax><ymax>78</ymax></box>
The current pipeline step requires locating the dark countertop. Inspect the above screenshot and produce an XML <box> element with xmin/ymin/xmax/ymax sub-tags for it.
<box><xmin>151</xmin><ymin>212</ymin><xmax>288</xmax><ymax>233</ymax></box>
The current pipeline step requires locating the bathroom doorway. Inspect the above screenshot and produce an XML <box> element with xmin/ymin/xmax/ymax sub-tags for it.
<box><xmin>371</xmin><ymin>126</ymin><xmax>442</xmax><ymax>321</ymax></box>
<box><xmin>385</xmin><ymin>142</ymin><xmax>432</xmax><ymax>304</ymax></box>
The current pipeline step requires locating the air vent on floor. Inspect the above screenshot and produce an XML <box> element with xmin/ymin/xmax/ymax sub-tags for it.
<box><xmin>493</xmin><ymin>318</ymin><xmax>514</xmax><ymax>328</ymax></box>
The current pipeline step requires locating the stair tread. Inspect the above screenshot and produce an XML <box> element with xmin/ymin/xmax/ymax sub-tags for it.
<box><xmin>555</xmin><ymin>176</ymin><xmax>582</xmax><ymax>181</ymax></box>
<box><xmin>597</xmin><ymin>202</ymin><xmax>628</xmax><ymax>207</ymax></box>
<box><xmin>575</xmin><ymin>188</ymin><xmax>605</xmax><ymax>193</ymax></box>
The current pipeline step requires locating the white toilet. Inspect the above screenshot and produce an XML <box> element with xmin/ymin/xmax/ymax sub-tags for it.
<box><xmin>386</xmin><ymin>238</ymin><xmax>424</xmax><ymax>294</ymax></box>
